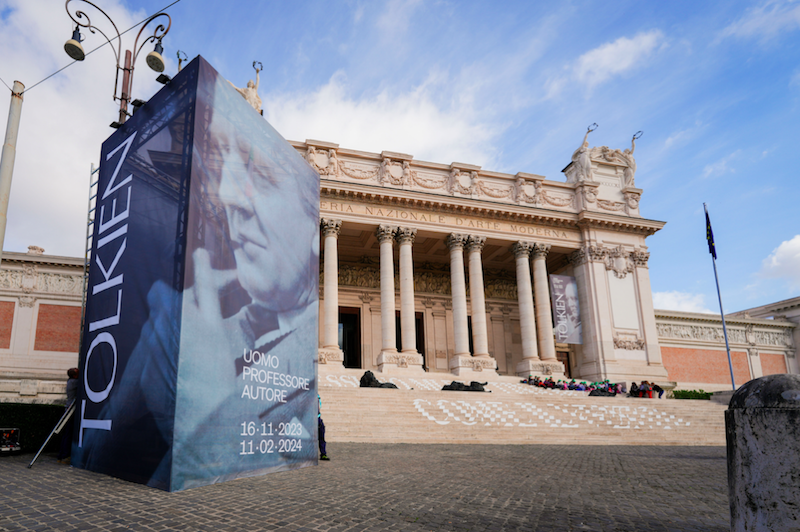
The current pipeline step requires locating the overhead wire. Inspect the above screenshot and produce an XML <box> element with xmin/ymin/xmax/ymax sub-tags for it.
<box><xmin>19</xmin><ymin>0</ymin><xmax>181</xmax><ymax>95</ymax></box>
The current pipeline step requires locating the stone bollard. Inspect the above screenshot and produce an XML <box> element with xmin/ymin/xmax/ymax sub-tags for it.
<box><xmin>726</xmin><ymin>374</ymin><xmax>800</xmax><ymax>531</ymax></box>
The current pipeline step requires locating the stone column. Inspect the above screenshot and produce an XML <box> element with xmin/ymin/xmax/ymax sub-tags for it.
<box><xmin>319</xmin><ymin>219</ymin><xmax>343</xmax><ymax>365</ymax></box>
<box><xmin>376</xmin><ymin>225</ymin><xmax>398</xmax><ymax>365</ymax></box>
<box><xmin>446</xmin><ymin>234</ymin><xmax>470</xmax><ymax>357</ymax></box>
<box><xmin>467</xmin><ymin>236</ymin><xmax>490</xmax><ymax>358</ymax></box>
<box><xmin>448</xmin><ymin>234</ymin><xmax>496</xmax><ymax>376</ymax></box>
<box><xmin>513</xmin><ymin>241</ymin><xmax>541</xmax><ymax>376</ymax></box>
<box><xmin>532</xmin><ymin>243</ymin><xmax>557</xmax><ymax>361</ymax></box>
<box><xmin>396</xmin><ymin>227</ymin><xmax>419</xmax><ymax>356</ymax></box>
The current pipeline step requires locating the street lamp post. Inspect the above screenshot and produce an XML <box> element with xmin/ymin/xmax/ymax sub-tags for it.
<box><xmin>64</xmin><ymin>0</ymin><xmax>172</xmax><ymax>127</ymax></box>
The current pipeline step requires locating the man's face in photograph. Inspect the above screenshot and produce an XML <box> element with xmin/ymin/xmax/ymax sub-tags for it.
<box><xmin>210</xmin><ymin>115</ymin><xmax>316</xmax><ymax>312</ymax></box>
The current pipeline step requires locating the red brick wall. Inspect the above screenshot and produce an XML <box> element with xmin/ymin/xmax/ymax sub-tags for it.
<box><xmin>661</xmin><ymin>346</ymin><xmax>751</xmax><ymax>385</ymax></box>
<box><xmin>34</xmin><ymin>304</ymin><xmax>81</xmax><ymax>353</ymax></box>
<box><xmin>0</xmin><ymin>300</ymin><xmax>14</xmax><ymax>349</ymax></box>
<box><xmin>760</xmin><ymin>353</ymin><xmax>788</xmax><ymax>376</ymax></box>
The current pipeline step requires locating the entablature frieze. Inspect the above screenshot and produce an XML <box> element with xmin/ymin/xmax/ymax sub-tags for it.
<box><xmin>291</xmin><ymin>140</ymin><xmax>664</xmax><ymax>224</ymax></box>
<box><xmin>655</xmin><ymin>312</ymin><xmax>795</xmax><ymax>351</ymax></box>
<box><xmin>320</xmin><ymin>193</ymin><xmax>585</xmax><ymax>246</ymax></box>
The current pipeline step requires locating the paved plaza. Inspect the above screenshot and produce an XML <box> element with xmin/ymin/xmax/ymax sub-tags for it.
<box><xmin>1</xmin><ymin>443</ymin><xmax>729</xmax><ymax>531</ymax></box>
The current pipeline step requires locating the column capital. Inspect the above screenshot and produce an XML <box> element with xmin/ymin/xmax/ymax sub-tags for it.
<box><xmin>568</xmin><ymin>248</ymin><xmax>587</xmax><ymax>266</ymax></box>
<box><xmin>320</xmin><ymin>218</ymin><xmax>342</xmax><ymax>238</ymax></box>
<box><xmin>446</xmin><ymin>233</ymin><xmax>468</xmax><ymax>250</ymax></box>
<box><xmin>396</xmin><ymin>227</ymin><xmax>417</xmax><ymax>245</ymax></box>
<box><xmin>466</xmin><ymin>235</ymin><xmax>486</xmax><ymax>253</ymax></box>
<box><xmin>632</xmin><ymin>249</ymin><xmax>650</xmax><ymax>267</ymax></box>
<box><xmin>376</xmin><ymin>224</ymin><xmax>398</xmax><ymax>243</ymax></box>
<box><xmin>531</xmin><ymin>242</ymin><xmax>551</xmax><ymax>260</ymax></box>
<box><xmin>512</xmin><ymin>241</ymin><xmax>534</xmax><ymax>259</ymax></box>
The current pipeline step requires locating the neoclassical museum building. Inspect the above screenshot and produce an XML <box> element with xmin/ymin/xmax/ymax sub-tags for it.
<box><xmin>0</xmin><ymin>138</ymin><xmax>797</xmax><ymax>402</ymax></box>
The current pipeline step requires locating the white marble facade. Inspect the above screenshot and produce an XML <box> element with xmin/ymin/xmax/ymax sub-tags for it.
<box><xmin>302</xmin><ymin>138</ymin><xmax>671</xmax><ymax>384</ymax></box>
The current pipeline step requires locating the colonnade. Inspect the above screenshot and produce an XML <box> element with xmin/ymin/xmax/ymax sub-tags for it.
<box><xmin>320</xmin><ymin>219</ymin><xmax>561</xmax><ymax>374</ymax></box>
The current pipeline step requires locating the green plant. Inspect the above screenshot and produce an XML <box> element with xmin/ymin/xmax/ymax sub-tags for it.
<box><xmin>672</xmin><ymin>389</ymin><xmax>713</xmax><ymax>400</ymax></box>
<box><xmin>0</xmin><ymin>403</ymin><xmax>67</xmax><ymax>453</ymax></box>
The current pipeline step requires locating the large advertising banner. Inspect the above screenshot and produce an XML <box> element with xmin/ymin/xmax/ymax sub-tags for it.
<box><xmin>72</xmin><ymin>57</ymin><xmax>320</xmax><ymax>492</ymax></box>
<box><xmin>549</xmin><ymin>275</ymin><xmax>582</xmax><ymax>345</ymax></box>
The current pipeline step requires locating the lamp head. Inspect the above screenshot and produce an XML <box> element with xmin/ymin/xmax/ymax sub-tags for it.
<box><xmin>146</xmin><ymin>40</ymin><xmax>165</xmax><ymax>73</ymax></box>
<box><xmin>64</xmin><ymin>26</ymin><xmax>85</xmax><ymax>61</ymax></box>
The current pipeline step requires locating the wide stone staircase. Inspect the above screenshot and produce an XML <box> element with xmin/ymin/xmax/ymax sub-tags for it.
<box><xmin>319</xmin><ymin>372</ymin><xmax>728</xmax><ymax>446</ymax></box>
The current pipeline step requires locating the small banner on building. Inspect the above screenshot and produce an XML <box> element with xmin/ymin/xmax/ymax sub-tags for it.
<box><xmin>549</xmin><ymin>275</ymin><xmax>582</xmax><ymax>345</ymax></box>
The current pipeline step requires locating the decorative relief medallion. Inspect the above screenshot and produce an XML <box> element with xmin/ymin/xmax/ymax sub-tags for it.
<box><xmin>597</xmin><ymin>199</ymin><xmax>626</xmax><ymax>212</ymax></box>
<box><xmin>448</xmin><ymin>169</ymin><xmax>475</xmax><ymax>195</ymax></box>
<box><xmin>604</xmin><ymin>245</ymin><xmax>634</xmax><ymax>279</ymax></box>
<box><xmin>623</xmin><ymin>191</ymin><xmax>640</xmax><ymax>209</ymax></box>
<box><xmin>515</xmin><ymin>178</ymin><xmax>541</xmax><ymax>205</ymax></box>
<box><xmin>613</xmin><ymin>335</ymin><xmax>646</xmax><ymax>350</ymax></box>
<box><xmin>579</xmin><ymin>183</ymin><xmax>599</xmax><ymax>204</ymax></box>
<box><xmin>22</xmin><ymin>265</ymin><xmax>38</xmax><ymax>293</ymax></box>
<box><xmin>18</xmin><ymin>296</ymin><xmax>36</xmax><ymax>308</ymax></box>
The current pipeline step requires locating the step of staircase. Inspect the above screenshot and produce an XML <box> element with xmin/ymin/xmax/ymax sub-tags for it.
<box><xmin>319</xmin><ymin>374</ymin><xmax>728</xmax><ymax>446</ymax></box>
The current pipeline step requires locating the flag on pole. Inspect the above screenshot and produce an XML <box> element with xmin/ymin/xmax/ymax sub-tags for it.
<box><xmin>705</xmin><ymin>210</ymin><xmax>717</xmax><ymax>259</ymax></box>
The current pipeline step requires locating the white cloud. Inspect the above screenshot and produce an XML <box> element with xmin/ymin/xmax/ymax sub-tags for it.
<box><xmin>653</xmin><ymin>291</ymin><xmax>714</xmax><ymax>314</ymax></box>
<box><xmin>376</xmin><ymin>0</ymin><xmax>423</xmax><ymax>40</ymax></box>
<box><xmin>718</xmin><ymin>1</ymin><xmax>800</xmax><ymax>43</ymax></box>
<box><xmin>702</xmin><ymin>150</ymin><xmax>740</xmax><ymax>178</ymax></box>
<box><xmin>0</xmin><ymin>0</ymin><xmax>160</xmax><ymax>257</ymax></box>
<box><xmin>760</xmin><ymin>235</ymin><xmax>800</xmax><ymax>289</ymax></box>
<box><xmin>264</xmin><ymin>71</ymin><xmax>501</xmax><ymax>166</ymax></box>
<box><xmin>574</xmin><ymin>30</ymin><xmax>664</xmax><ymax>88</ymax></box>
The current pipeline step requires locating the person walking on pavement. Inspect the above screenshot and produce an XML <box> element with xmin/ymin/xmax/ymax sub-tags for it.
<box><xmin>318</xmin><ymin>394</ymin><xmax>330</xmax><ymax>461</ymax></box>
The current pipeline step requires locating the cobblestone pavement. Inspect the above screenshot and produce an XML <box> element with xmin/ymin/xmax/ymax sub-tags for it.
<box><xmin>0</xmin><ymin>443</ymin><xmax>729</xmax><ymax>532</ymax></box>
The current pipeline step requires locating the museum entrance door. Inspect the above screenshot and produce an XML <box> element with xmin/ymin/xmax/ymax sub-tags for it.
<box><xmin>339</xmin><ymin>307</ymin><xmax>361</xmax><ymax>369</ymax></box>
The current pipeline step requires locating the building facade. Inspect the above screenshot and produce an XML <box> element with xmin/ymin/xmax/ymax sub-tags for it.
<box><xmin>305</xmin><ymin>138</ymin><xmax>669</xmax><ymax>384</ymax></box>
<box><xmin>0</xmin><ymin>140</ymin><xmax>796</xmax><ymax>402</ymax></box>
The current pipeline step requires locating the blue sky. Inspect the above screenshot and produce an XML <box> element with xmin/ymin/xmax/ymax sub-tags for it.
<box><xmin>0</xmin><ymin>0</ymin><xmax>798</xmax><ymax>314</ymax></box>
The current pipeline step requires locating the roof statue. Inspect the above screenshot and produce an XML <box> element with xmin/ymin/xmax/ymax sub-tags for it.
<box><xmin>570</xmin><ymin>123</ymin><xmax>597</xmax><ymax>182</ymax></box>
<box><xmin>229</xmin><ymin>61</ymin><xmax>263</xmax><ymax>113</ymax></box>
<box><xmin>566</xmin><ymin>126</ymin><xmax>641</xmax><ymax>187</ymax></box>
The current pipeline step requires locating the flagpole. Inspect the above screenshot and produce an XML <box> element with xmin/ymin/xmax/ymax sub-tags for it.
<box><xmin>705</xmin><ymin>203</ymin><xmax>736</xmax><ymax>391</ymax></box>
